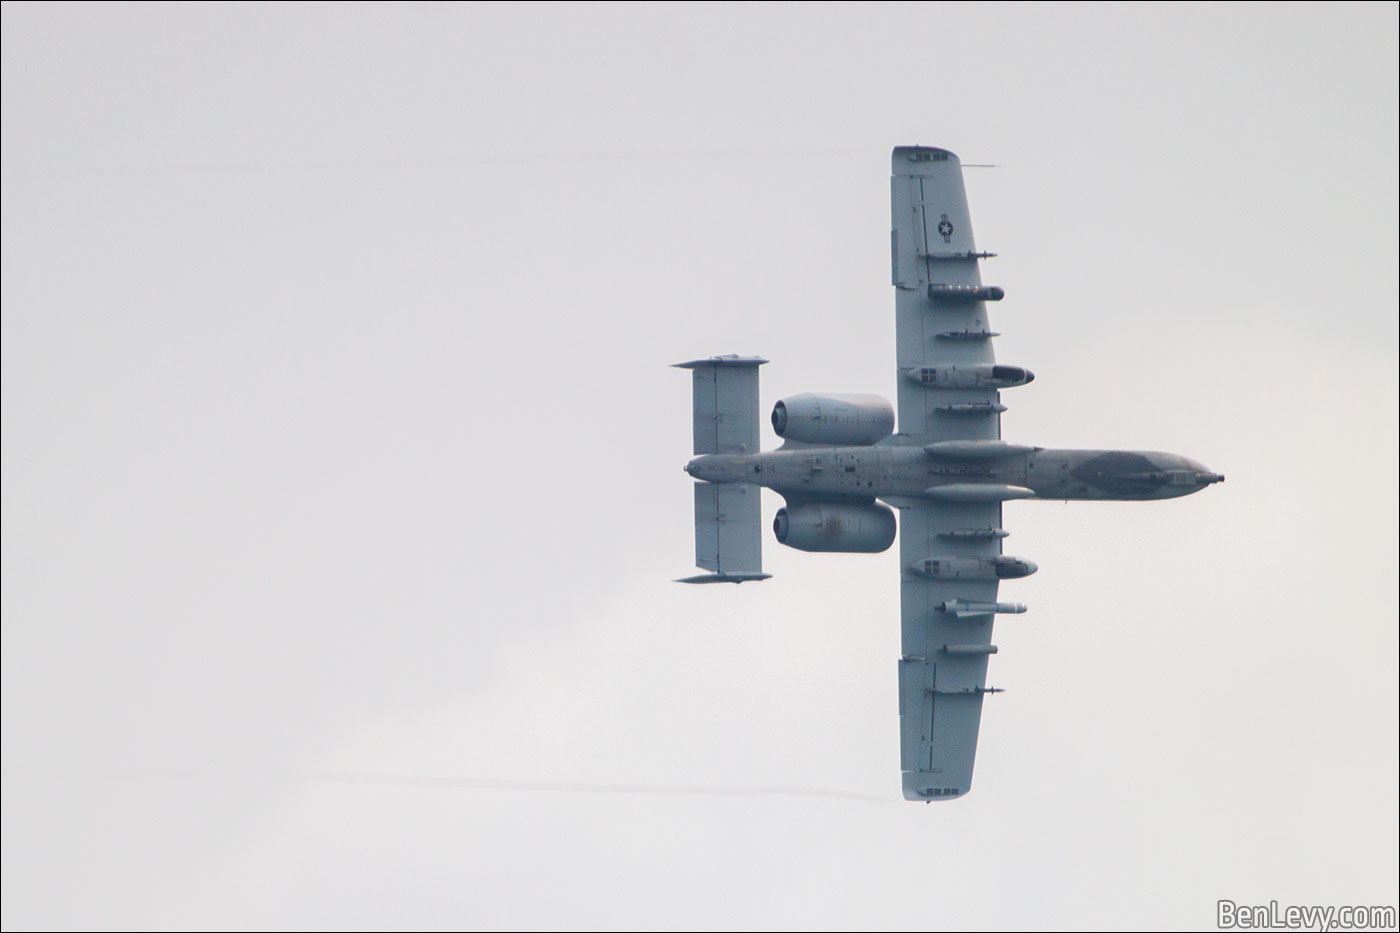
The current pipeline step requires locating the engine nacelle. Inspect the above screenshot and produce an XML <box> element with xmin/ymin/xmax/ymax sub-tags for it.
<box><xmin>773</xmin><ymin>502</ymin><xmax>896</xmax><ymax>553</ymax></box>
<box><xmin>770</xmin><ymin>393</ymin><xmax>894</xmax><ymax>446</ymax></box>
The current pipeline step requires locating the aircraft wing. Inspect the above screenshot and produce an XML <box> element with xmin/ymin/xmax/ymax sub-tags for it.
<box><xmin>896</xmin><ymin>501</ymin><xmax>1003</xmax><ymax>800</ymax></box>
<box><xmin>891</xmin><ymin>145</ymin><xmax>1001</xmax><ymax>444</ymax></box>
<box><xmin>891</xmin><ymin>147</ymin><xmax>1006</xmax><ymax>800</ymax></box>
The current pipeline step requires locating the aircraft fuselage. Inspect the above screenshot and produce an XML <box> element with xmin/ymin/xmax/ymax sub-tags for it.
<box><xmin>685</xmin><ymin>444</ymin><xmax>1224</xmax><ymax>502</ymax></box>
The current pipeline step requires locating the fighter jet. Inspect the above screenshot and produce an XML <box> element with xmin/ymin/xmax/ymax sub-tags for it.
<box><xmin>675</xmin><ymin>145</ymin><xmax>1223</xmax><ymax>802</ymax></box>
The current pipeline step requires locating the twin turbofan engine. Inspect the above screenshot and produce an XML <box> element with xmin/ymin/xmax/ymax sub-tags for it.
<box><xmin>769</xmin><ymin>394</ymin><xmax>898</xmax><ymax>553</ymax></box>
<box><xmin>773</xmin><ymin>502</ymin><xmax>897</xmax><ymax>553</ymax></box>
<box><xmin>770</xmin><ymin>393</ymin><xmax>895</xmax><ymax>447</ymax></box>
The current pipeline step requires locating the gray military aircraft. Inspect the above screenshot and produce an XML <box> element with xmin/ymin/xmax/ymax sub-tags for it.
<box><xmin>675</xmin><ymin>145</ymin><xmax>1223</xmax><ymax>801</ymax></box>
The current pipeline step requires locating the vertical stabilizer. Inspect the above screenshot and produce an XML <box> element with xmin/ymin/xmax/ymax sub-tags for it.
<box><xmin>671</xmin><ymin>354</ymin><xmax>767</xmax><ymax>455</ymax></box>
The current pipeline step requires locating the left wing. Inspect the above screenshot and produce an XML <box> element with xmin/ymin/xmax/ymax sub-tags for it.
<box><xmin>890</xmin><ymin>145</ymin><xmax>1002</xmax><ymax>444</ymax></box>
<box><xmin>891</xmin><ymin>147</ymin><xmax>1010</xmax><ymax>800</ymax></box>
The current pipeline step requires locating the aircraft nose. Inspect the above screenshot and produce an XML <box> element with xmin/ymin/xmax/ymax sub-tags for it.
<box><xmin>686</xmin><ymin>456</ymin><xmax>721</xmax><ymax>482</ymax></box>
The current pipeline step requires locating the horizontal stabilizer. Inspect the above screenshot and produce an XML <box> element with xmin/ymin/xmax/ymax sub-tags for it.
<box><xmin>672</xmin><ymin>354</ymin><xmax>767</xmax><ymax>455</ymax></box>
<box><xmin>691</xmin><ymin>481</ymin><xmax>766</xmax><ymax>580</ymax></box>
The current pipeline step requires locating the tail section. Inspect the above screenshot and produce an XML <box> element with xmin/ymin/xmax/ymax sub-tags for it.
<box><xmin>672</xmin><ymin>355</ymin><xmax>770</xmax><ymax>583</ymax></box>
<box><xmin>682</xmin><ymin>481</ymin><xmax>768</xmax><ymax>583</ymax></box>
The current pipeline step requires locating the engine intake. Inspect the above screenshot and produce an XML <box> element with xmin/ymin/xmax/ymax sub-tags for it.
<box><xmin>770</xmin><ymin>393</ymin><xmax>894</xmax><ymax>446</ymax></box>
<box><xmin>773</xmin><ymin>502</ymin><xmax>896</xmax><ymax>553</ymax></box>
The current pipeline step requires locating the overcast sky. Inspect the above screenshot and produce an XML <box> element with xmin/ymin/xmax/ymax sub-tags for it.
<box><xmin>3</xmin><ymin>3</ymin><xmax>1397</xmax><ymax>930</ymax></box>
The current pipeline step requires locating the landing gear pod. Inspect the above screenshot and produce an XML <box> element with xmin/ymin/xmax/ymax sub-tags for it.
<box><xmin>909</xmin><ymin>556</ymin><xmax>1038</xmax><ymax>580</ymax></box>
<box><xmin>906</xmin><ymin>364</ymin><xmax>1034</xmax><ymax>389</ymax></box>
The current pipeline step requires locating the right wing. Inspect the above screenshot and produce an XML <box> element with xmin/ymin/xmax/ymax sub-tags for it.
<box><xmin>896</xmin><ymin>501</ymin><xmax>1003</xmax><ymax>800</ymax></box>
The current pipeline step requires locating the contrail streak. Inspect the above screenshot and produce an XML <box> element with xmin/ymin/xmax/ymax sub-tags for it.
<box><xmin>84</xmin><ymin>767</ymin><xmax>895</xmax><ymax>803</ymax></box>
<box><xmin>1</xmin><ymin>146</ymin><xmax>883</xmax><ymax>179</ymax></box>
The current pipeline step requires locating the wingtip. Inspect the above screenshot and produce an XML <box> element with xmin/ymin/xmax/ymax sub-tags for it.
<box><xmin>902</xmin><ymin>771</ymin><xmax>972</xmax><ymax>801</ymax></box>
<box><xmin>892</xmin><ymin>146</ymin><xmax>960</xmax><ymax>172</ymax></box>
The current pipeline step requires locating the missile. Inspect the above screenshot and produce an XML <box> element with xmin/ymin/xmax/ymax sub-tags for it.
<box><xmin>938</xmin><ymin>599</ymin><xmax>1028</xmax><ymax>618</ymax></box>
<box><xmin>935</xmin><ymin>329</ymin><xmax>1001</xmax><ymax>341</ymax></box>
<box><xmin>939</xmin><ymin>527</ymin><xmax>1010</xmax><ymax>540</ymax></box>
<box><xmin>936</xmin><ymin>402</ymin><xmax>1009</xmax><ymax>414</ymax></box>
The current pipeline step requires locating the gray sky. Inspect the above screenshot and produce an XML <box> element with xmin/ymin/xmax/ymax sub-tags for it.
<box><xmin>3</xmin><ymin>3</ymin><xmax>1397</xmax><ymax>930</ymax></box>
